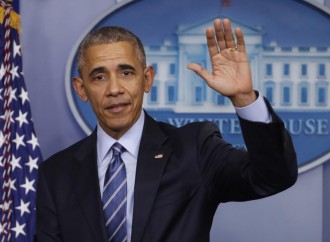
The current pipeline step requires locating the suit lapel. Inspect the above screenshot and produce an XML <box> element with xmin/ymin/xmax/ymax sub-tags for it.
<box><xmin>131</xmin><ymin>113</ymin><xmax>173</xmax><ymax>242</ymax></box>
<box><xmin>70</xmin><ymin>130</ymin><xmax>108</xmax><ymax>242</ymax></box>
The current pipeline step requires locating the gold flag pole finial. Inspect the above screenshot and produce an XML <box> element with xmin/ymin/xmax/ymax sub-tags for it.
<box><xmin>0</xmin><ymin>0</ymin><xmax>21</xmax><ymax>32</ymax></box>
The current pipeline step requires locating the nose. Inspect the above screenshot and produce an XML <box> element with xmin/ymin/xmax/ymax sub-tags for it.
<box><xmin>106</xmin><ymin>77</ymin><xmax>124</xmax><ymax>96</ymax></box>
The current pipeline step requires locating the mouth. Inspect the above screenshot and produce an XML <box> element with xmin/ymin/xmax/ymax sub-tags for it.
<box><xmin>105</xmin><ymin>102</ymin><xmax>130</xmax><ymax>113</ymax></box>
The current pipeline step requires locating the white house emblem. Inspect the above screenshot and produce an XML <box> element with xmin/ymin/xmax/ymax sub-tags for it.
<box><xmin>65</xmin><ymin>0</ymin><xmax>330</xmax><ymax>173</ymax></box>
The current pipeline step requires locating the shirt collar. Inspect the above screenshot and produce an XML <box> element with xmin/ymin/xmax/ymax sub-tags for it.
<box><xmin>97</xmin><ymin>111</ymin><xmax>145</xmax><ymax>165</ymax></box>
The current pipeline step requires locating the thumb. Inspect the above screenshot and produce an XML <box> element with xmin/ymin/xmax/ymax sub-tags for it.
<box><xmin>187</xmin><ymin>63</ymin><xmax>213</xmax><ymax>87</ymax></box>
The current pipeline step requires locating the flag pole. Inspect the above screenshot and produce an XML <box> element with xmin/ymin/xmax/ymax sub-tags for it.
<box><xmin>0</xmin><ymin>0</ymin><xmax>13</xmax><ymax>240</ymax></box>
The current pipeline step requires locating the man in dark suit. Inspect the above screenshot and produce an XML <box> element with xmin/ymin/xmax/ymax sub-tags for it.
<box><xmin>36</xmin><ymin>18</ymin><xmax>297</xmax><ymax>242</ymax></box>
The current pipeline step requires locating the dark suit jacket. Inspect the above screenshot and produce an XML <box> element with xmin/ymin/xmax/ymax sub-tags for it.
<box><xmin>36</xmin><ymin>107</ymin><xmax>297</xmax><ymax>242</ymax></box>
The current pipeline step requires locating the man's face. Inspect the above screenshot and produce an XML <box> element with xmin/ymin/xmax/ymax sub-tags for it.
<box><xmin>73</xmin><ymin>41</ymin><xmax>154</xmax><ymax>139</ymax></box>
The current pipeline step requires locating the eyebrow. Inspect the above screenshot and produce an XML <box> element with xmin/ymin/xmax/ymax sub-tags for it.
<box><xmin>118</xmin><ymin>64</ymin><xmax>136</xmax><ymax>71</ymax></box>
<box><xmin>88</xmin><ymin>64</ymin><xmax>136</xmax><ymax>78</ymax></box>
<box><xmin>88</xmin><ymin>66</ymin><xmax>107</xmax><ymax>78</ymax></box>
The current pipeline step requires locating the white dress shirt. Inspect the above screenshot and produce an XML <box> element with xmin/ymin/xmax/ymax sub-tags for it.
<box><xmin>97</xmin><ymin>111</ymin><xmax>145</xmax><ymax>242</ymax></box>
<box><xmin>96</xmin><ymin>92</ymin><xmax>270</xmax><ymax>241</ymax></box>
<box><xmin>234</xmin><ymin>92</ymin><xmax>271</xmax><ymax>123</ymax></box>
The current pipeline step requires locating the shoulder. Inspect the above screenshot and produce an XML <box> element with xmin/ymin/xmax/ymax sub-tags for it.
<box><xmin>158</xmin><ymin>119</ymin><xmax>222</xmax><ymax>141</ymax></box>
<box><xmin>39</xmin><ymin>131</ymin><xmax>96</xmax><ymax>172</ymax></box>
<box><xmin>144</xmin><ymin>112</ymin><xmax>221</xmax><ymax>139</ymax></box>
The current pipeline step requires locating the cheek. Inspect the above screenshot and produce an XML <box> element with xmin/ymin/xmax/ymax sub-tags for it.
<box><xmin>126</xmin><ymin>83</ymin><xmax>145</xmax><ymax>100</ymax></box>
<box><xmin>87</xmin><ymin>91</ymin><xmax>104</xmax><ymax>111</ymax></box>
<box><xmin>132</xmin><ymin>87</ymin><xmax>145</xmax><ymax>105</ymax></box>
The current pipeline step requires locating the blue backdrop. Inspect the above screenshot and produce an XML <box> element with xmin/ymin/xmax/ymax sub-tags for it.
<box><xmin>20</xmin><ymin>0</ymin><xmax>330</xmax><ymax>241</ymax></box>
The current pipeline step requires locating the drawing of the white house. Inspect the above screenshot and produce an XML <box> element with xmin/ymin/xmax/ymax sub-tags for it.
<box><xmin>143</xmin><ymin>18</ymin><xmax>330</xmax><ymax>113</ymax></box>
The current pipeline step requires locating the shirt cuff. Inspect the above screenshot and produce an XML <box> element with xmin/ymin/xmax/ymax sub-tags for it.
<box><xmin>234</xmin><ymin>91</ymin><xmax>271</xmax><ymax>123</ymax></box>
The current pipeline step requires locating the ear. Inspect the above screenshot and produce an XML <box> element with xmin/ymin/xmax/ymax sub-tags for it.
<box><xmin>72</xmin><ymin>76</ymin><xmax>88</xmax><ymax>102</ymax></box>
<box><xmin>143</xmin><ymin>66</ymin><xmax>155</xmax><ymax>93</ymax></box>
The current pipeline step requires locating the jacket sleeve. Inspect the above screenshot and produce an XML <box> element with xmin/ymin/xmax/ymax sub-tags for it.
<box><xmin>35</xmin><ymin>163</ymin><xmax>63</xmax><ymax>242</ymax></box>
<box><xmin>199</xmin><ymin>99</ymin><xmax>298</xmax><ymax>203</ymax></box>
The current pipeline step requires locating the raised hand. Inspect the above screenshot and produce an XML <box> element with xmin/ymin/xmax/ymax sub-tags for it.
<box><xmin>187</xmin><ymin>18</ymin><xmax>256</xmax><ymax>107</ymax></box>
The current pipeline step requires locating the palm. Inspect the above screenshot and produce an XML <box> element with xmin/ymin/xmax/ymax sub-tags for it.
<box><xmin>188</xmin><ymin>19</ymin><xmax>255</xmax><ymax>107</ymax></box>
<box><xmin>210</xmin><ymin>50</ymin><xmax>251</xmax><ymax>97</ymax></box>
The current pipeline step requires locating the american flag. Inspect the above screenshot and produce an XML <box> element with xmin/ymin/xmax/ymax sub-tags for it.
<box><xmin>0</xmin><ymin>1</ymin><xmax>42</xmax><ymax>241</ymax></box>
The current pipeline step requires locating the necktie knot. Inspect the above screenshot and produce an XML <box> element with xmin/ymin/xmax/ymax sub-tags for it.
<box><xmin>112</xmin><ymin>142</ymin><xmax>125</xmax><ymax>157</ymax></box>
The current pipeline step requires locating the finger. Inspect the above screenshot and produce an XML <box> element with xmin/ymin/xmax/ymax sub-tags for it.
<box><xmin>222</xmin><ymin>18</ymin><xmax>236</xmax><ymax>48</ymax></box>
<box><xmin>187</xmin><ymin>63</ymin><xmax>213</xmax><ymax>85</ymax></box>
<box><xmin>214</xmin><ymin>19</ymin><xmax>226</xmax><ymax>51</ymax></box>
<box><xmin>206</xmin><ymin>27</ymin><xmax>218</xmax><ymax>57</ymax></box>
<box><xmin>235</xmin><ymin>27</ymin><xmax>246</xmax><ymax>53</ymax></box>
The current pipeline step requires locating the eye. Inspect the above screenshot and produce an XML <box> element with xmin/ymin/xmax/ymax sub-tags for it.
<box><xmin>121</xmin><ymin>70</ymin><xmax>134</xmax><ymax>76</ymax></box>
<box><xmin>94</xmin><ymin>74</ymin><xmax>106</xmax><ymax>81</ymax></box>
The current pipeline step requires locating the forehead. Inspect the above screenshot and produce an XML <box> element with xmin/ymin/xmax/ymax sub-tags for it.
<box><xmin>80</xmin><ymin>42</ymin><xmax>144</xmax><ymax>78</ymax></box>
<box><xmin>84</xmin><ymin>41</ymin><xmax>135</xmax><ymax>60</ymax></box>
<box><xmin>81</xmin><ymin>41</ymin><xmax>143</xmax><ymax>75</ymax></box>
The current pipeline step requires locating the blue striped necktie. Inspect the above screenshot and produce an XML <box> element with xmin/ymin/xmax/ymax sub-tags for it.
<box><xmin>102</xmin><ymin>142</ymin><xmax>127</xmax><ymax>242</ymax></box>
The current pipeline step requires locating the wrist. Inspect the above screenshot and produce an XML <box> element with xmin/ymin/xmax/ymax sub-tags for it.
<box><xmin>230</xmin><ymin>91</ymin><xmax>257</xmax><ymax>108</ymax></box>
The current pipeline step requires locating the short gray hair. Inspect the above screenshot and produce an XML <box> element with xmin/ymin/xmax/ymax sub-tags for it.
<box><xmin>76</xmin><ymin>26</ymin><xmax>146</xmax><ymax>76</ymax></box>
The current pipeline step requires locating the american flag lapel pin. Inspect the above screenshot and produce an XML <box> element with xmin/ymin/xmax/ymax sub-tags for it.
<box><xmin>154</xmin><ymin>153</ymin><xmax>164</xmax><ymax>159</ymax></box>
